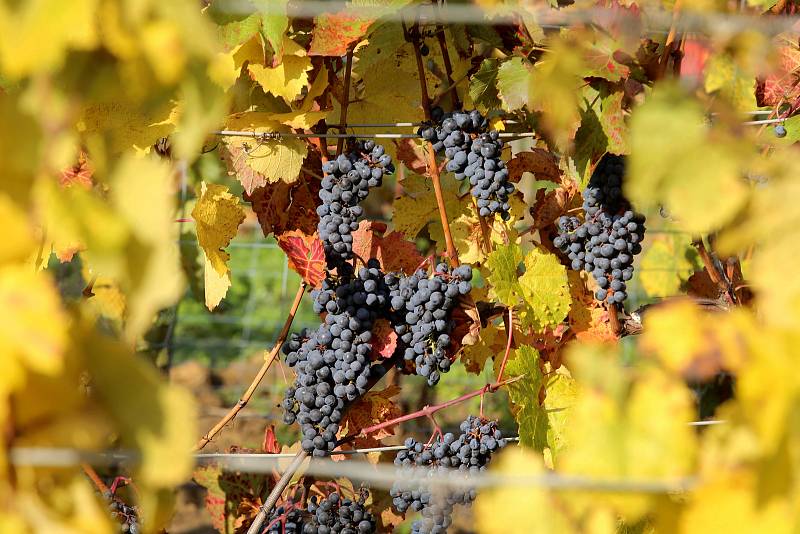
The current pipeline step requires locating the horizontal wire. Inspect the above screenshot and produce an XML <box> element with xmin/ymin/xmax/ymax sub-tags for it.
<box><xmin>212</xmin><ymin>1</ymin><xmax>800</xmax><ymax>36</ymax></box>
<box><xmin>213</xmin><ymin>130</ymin><xmax>537</xmax><ymax>140</ymax></box>
<box><xmin>9</xmin><ymin>443</ymin><xmax>694</xmax><ymax>493</ymax></box>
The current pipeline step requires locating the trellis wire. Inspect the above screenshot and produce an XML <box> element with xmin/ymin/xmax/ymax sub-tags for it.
<box><xmin>10</xmin><ymin>444</ymin><xmax>696</xmax><ymax>493</ymax></box>
<box><xmin>213</xmin><ymin>130</ymin><xmax>538</xmax><ymax>140</ymax></box>
<box><xmin>213</xmin><ymin>0</ymin><xmax>800</xmax><ymax>37</ymax></box>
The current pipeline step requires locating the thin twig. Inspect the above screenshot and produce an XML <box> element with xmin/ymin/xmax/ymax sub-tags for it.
<box><xmin>194</xmin><ymin>282</ymin><xmax>307</xmax><ymax>451</ymax></box>
<box><xmin>81</xmin><ymin>463</ymin><xmax>110</xmax><ymax>494</ymax></box>
<box><xmin>691</xmin><ymin>237</ymin><xmax>735</xmax><ymax>305</ymax></box>
<box><xmin>407</xmin><ymin>21</ymin><xmax>459</xmax><ymax>264</ymax></box>
<box><xmin>434</xmin><ymin>23</ymin><xmax>460</xmax><ymax>109</ymax></box>
<box><xmin>356</xmin><ymin>375</ymin><xmax>523</xmax><ymax>438</ymax></box>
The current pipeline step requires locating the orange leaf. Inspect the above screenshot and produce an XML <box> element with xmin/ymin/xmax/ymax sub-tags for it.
<box><xmin>308</xmin><ymin>12</ymin><xmax>373</xmax><ymax>56</ymax></box>
<box><xmin>278</xmin><ymin>230</ymin><xmax>325</xmax><ymax>287</ymax></box>
<box><xmin>59</xmin><ymin>151</ymin><xmax>93</xmax><ymax>189</ymax></box>
<box><xmin>394</xmin><ymin>138</ymin><xmax>428</xmax><ymax>175</ymax></box>
<box><xmin>351</xmin><ymin>220</ymin><xmax>424</xmax><ymax>274</ymax></box>
<box><xmin>246</xmin><ymin>176</ymin><xmax>320</xmax><ymax>238</ymax></box>
<box><xmin>506</xmin><ymin>148</ymin><xmax>561</xmax><ymax>183</ymax></box>
<box><xmin>338</xmin><ymin>385</ymin><xmax>402</xmax><ymax>449</ymax></box>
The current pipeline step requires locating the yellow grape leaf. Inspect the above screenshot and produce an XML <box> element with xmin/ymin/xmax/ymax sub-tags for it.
<box><xmin>78</xmin><ymin>99</ymin><xmax>175</xmax><ymax>157</ymax></box>
<box><xmin>485</xmin><ymin>242</ymin><xmax>524</xmax><ymax>307</ymax></box>
<box><xmin>429</xmin><ymin>195</ymin><xmax>524</xmax><ymax>265</ymax></box>
<box><xmin>269</xmin><ymin>110</ymin><xmax>330</xmax><ymax>129</ymax></box>
<box><xmin>639</xmin><ymin>232</ymin><xmax>701</xmax><ymax>298</ymax></box>
<box><xmin>221</xmin><ymin>111</ymin><xmax>308</xmax><ymax>186</ymax></box>
<box><xmin>110</xmin><ymin>157</ymin><xmax>185</xmax><ymax>339</ymax></box>
<box><xmin>475</xmin><ymin>448</ymin><xmax>575</xmax><ymax>534</ymax></box>
<box><xmin>0</xmin><ymin>0</ymin><xmax>98</xmax><ymax>79</ymax></box>
<box><xmin>704</xmin><ymin>54</ymin><xmax>758</xmax><ymax>112</ymax></box>
<box><xmin>0</xmin><ymin>266</ymin><xmax>68</xmax><ymax>376</ymax></box>
<box><xmin>461</xmin><ymin>325</ymin><xmax>502</xmax><ymax>374</ymax></box>
<box><xmin>680</xmin><ymin>473</ymin><xmax>793</xmax><ymax>534</ymax></box>
<box><xmin>0</xmin><ymin>193</ymin><xmax>36</xmax><ymax>265</ymax></box>
<box><xmin>248</xmin><ymin>36</ymin><xmax>312</xmax><ymax>101</ymax></box>
<box><xmin>391</xmin><ymin>174</ymin><xmax>467</xmax><ymax>239</ymax></box>
<box><xmin>0</xmin><ymin>93</ymin><xmax>43</xmax><ymax>206</ymax></box>
<box><xmin>192</xmin><ymin>182</ymin><xmax>245</xmax><ymax>310</ymax></box>
<box><xmin>518</xmin><ymin>248</ymin><xmax>571</xmax><ymax>331</ymax></box>
<box><xmin>639</xmin><ymin>300</ymin><xmax>750</xmax><ymax>380</ymax></box>
<box><xmin>82</xmin><ymin>265</ymin><xmax>127</xmax><ymax>324</ymax></box>
<box><xmin>170</xmin><ymin>73</ymin><xmax>228</xmax><ymax>159</ymax></box>
<box><xmin>85</xmin><ymin>330</ymin><xmax>196</xmax><ymax>488</ymax></box>
<box><xmin>561</xmin><ymin>344</ymin><xmax>697</xmax><ymax>519</ymax></box>
<box><xmin>528</xmin><ymin>38</ymin><xmax>584</xmax><ymax>148</ymax></box>
<box><xmin>628</xmin><ymin>84</ymin><xmax>749</xmax><ymax>234</ymax></box>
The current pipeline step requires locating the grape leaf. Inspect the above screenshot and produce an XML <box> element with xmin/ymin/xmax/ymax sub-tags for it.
<box><xmin>460</xmin><ymin>325</ymin><xmax>502</xmax><ymax>374</ymax></box>
<box><xmin>277</xmin><ymin>230</ymin><xmax>325</xmax><ymax>287</ymax></box>
<box><xmin>248</xmin><ymin>36</ymin><xmax>312</xmax><ymax>101</ymax></box>
<box><xmin>59</xmin><ymin>151</ymin><xmax>93</xmax><ymax>189</ymax></box>
<box><xmin>0</xmin><ymin>266</ymin><xmax>68</xmax><ymax>376</ymax></box>
<box><xmin>704</xmin><ymin>53</ymin><xmax>758</xmax><ymax>111</ymax></box>
<box><xmin>628</xmin><ymin>84</ymin><xmax>749</xmax><ymax>234</ymax></box>
<box><xmin>639</xmin><ymin>232</ymin><xmax>702</xmax><ymax>298</ymax></box>
<box><xmin>338</xmin><ymin>385</ymin><xmax>402</xmax><ymax>449</ymax></box>
<box><xmin>756</xmin><ymin>42</ymin><xmax>800</xmax><ymax>107</ymax></box>
<box><xmin>567</xmin><ymin>271</ymin><xmax>616</xmax><ymax>343</ymax></box>
<box><xmin>470</xmin><ymin>58</ymin><xmax>501</xmax><ymax>111</ymax></box>
<box><xmin>351</xmin><ymin>220</ymin><xmax>424</xmax><ymax>274</ymax></box>
<box><xmin>598</xmin><ymin>89</ymin><xmax>628</xmax><ymax>154</ymax></box>
<box><xmin>507</xmin><ymin>148</ymin><xmax>561</xmax><ymax>184</ymax></box>
<box><xmin>192</xmin><ymin>182</ymin><xmax>246</xmax><ymax>311</ymax></box>
<box><xmin>518</xmin><ymin>248</ymin><xmax>571</xmax><ymax>331</ymax></box>
<box><xmin>486</xmin><ymin>243</ymin><xmax>524</xmax><ymax>307</ymax></box>
<box><xmin>245</xmin><ymin>170</ymin><xmax>320</xmax><ymax>237</ymax></box>
<box><xmin>394</xmin><ymin>138</ymin><xmax>429</xmax><ymax>175</ymax></box>
<box><xmin>497</xmin><ymin>57</ymin><xmax>531</xmax><ymax>112</ymax></box>
<box><xmin>370</xmin><ymin>318</ymin><xmax>398</xmax><ymax>360</ymax></box>
<box><xmin>504</xmin><ymin>345</ymin><xmax>546</xmax><ymax>449</ymax></box>
<box><xmin>308</xmin><ymin>11</ymin><xmax>374</xmax><ymax>56</ymax></box>
<box><xmin>252</xmin><ymin>0</ymin><xmax>289</xmax><ymax>64</ymax></box>
<box><xmin>391</xmin><ymin>173</ymin><xmax>467</xmax><ymax>240</ymax></box>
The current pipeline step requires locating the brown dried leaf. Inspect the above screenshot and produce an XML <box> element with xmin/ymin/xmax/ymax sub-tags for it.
<box><xmin>687</xmin><ymin>268</ymin><xmax>720</xmax><ymax>300</ymax></box>
<box><xmin>506</xmin><ymin>148</ymin><xmax>561</xmax><ymax>183</ymax></box>
<box><xmin>351</xmin><ymin>220</ymin><xmax>424</xmax><ymax>274</ymax></box>
<box><xmin>246</xmin><ymin>175</ymin><xmax>320</xmax><ymax>238</ymax></box>
<box><xmin>567</xmin><ymin>271</ymin><xmax>616</xmax><ymax>342</ymax></box>
<box><xmin>394</xmin><ymin>138</ymin><xmax>428</xmax><ymax>175</ymax></box>
<box><xmin>337</xmin><ymin>386</ymin><xmax>402</xmax><ymax>450</ymax></box>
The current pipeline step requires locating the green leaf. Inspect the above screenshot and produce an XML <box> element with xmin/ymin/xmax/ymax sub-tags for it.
<box><xmin>704</xmin><ymin>53</ymin><xmax>757</xmax><ymax>112</ymax></box>
<box><xmin>253</xmin><ymin>0</ymin><xmax>289</xmax><ymax>61</ymax></box>
<box><xmin>505</xmin><ymin>346</ymin><xmax>577</xmax><ymax>461</ymax></box>
<box><xmin>497</xmin><ymin>57</ymin><xmax>531</xmax><ymax>112</ymax></box>
<box><xmin>518</xmin><ymin>248</ymin><xmax>571</xmax><ymax>330</ymax></box>
<box><xmin>486</xmin><ymin>243</ymin><xmax>524</xmax><ymax>307</ymax></box>
<box><xmin>573</xmin><ymin>102</ymin><xmax>608</xmax><ymax>183</ymax></box>
<box><xmin>470</xmin><ymin>58</ymin><xmax>501</xmax><ymax>111</ymax></box>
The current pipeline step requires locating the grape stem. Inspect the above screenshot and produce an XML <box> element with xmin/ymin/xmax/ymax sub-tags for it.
<box><xmin>81</xmin><ymin>463</ymin><xmax>110</xmax><ymax>494</ymax></box>
<box><xmin>194</xmin><ymin>282</ymin><xmax>307</xmax><ymax>451</ymax></box>
<box><xmin>406</xmin><ymin>21</ymin><xmax>460</xmax><ymax>265</ymax></box>
<box><xmin>356</xmin><ymin>375</ymin><xmax>523</xmax><ymax>438</ymax></box>
<box><xmin>608</xmin><ymin>302</ymin><xmax>622</xmax><ymax>336</ymax></box>
<box><xmin>336</xmin><ymin>46</ymin><xmax>355</xmax><ymax>156</ymax></box>
<box><xmin>691</xmin><ymin>237</ymin><xmax>736</xmax><ymax>306</ymax></box>
<box><xmin>433</xmin><ymin>21</ymin><xmax>460</xmax><ymax>109</ymax></box>
<box><xmin>496</xmin><ymin>307</ymin><xmax>515</xmax><ymax>382</ymax></box>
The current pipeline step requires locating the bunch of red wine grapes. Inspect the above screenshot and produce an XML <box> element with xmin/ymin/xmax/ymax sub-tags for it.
<box><xmin>553</xmin><ymin>154</ymin><xmax>646</xmax><ymax>307</ymax></box>
<box><xmin>276</xmin><ymin>139</ymin><xmax>506</xmax><ymax>533</ymax></box>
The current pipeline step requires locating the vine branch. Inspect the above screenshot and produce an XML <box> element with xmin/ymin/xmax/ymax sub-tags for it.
<box><xmin>194</xmin><ymin>281</ymin><xmax>307</xmax><ymax>451</ymax></box>
<box><xmin>691</xmin><ymin>237</ymin><xmax>736</xmax><ymax>305</ymax></box>
<box><xmin>496</xmin><ymin>307</ymin><xmax>514</xmax><ymax>382</ymax></box>
<box><xmin>336</xmin><ymin>47</ymin><xmax>355</xmax><ymax>156</ymax></box>
<box><xmin>356</xmin><ymin>375</ymin><xmax>523</xmax><ymax>438</ymax></box>
<box><xmin>406</xmin><ymin>21</ymin><xmax>459</xmax><ymax>264</ymax></box>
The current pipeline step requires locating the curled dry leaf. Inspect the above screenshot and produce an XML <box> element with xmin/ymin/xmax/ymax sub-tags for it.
<box><xmin>336</xmin><ymin>385</ymin><xmax>403</xmax><ymax>453</ymax></box>
<box><xmin>246</xmin><ymin>175</ymin><xmax>320</xmax><ymax>238</ymax></box>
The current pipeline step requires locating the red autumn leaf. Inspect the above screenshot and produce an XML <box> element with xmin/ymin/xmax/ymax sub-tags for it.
<box><xmin>756</xmin><ymin>44</ymin><xmax>800</xmax><ymax>107</ymax></box>
<box><xmin>506</xmin><ymin>148</ymin><xmax>561</xmax><ymax>183</ymax></box>
<box><xmin>308</xmin><ymin>12</ymin><xmax>373</xmax><ymax>56</ymax></box>
<box><xmin>351</xmin><ymin>220</ymin><xmax>424</xmax><ymax>274</ymax></box>
<box><xmin>245</xmin><ymin>176</ymin><xmax>320</xmax><ymax>238</ymax></box>
<box><xmin>680</xmin><ymin>38</ymin><xmax>711</xmax><ymax>85</ymax></box>
<box><xmin>59</xmin><ymin>151</ymin><xmax>93</xmax><ymax>189</ymax></box>
<box><xmin>261</xmin><ymin>425</ymin><xmax>281</xmax><ymax>454</ymax></box>
<box><xmin>278</xmin><ymin>230</ymin><xmax>326</xmax><ymax>287</ymax></box>
<box><xmin>370</xmin><ymin>318</ymin><xmax>398</xmax><ymax>360</ymax></box>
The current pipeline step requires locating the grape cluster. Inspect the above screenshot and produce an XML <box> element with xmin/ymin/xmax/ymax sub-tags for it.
<box><xmin>101</xmin><ymin>491</ymin><xmax>139</xmax><ymax>534</ymax></box>
<box><xmin>419</xmin><ymin>109</ymin><xmax>514</xmax><ymax>220</ymax></box>
<box><xmin>317</xmin><ymin>141</ymin><xmax>393</xmax><ymax>268</ymax></box>
<box><xmin>553</xmin><ymin>155</ymin><xmax>646</xmax><ymax>306</ymax></box>
<box><xmin>266</xmin><ymin>492</ymin><xmax>376</xmax><ymax>534</ymax></box>
<box><xmin>282</xmin><ymin>260</ymin><xmax>391</xmax><ymax>456</ymax></box>
<box><xmin>390</xmin><ymin>416</ymin><xmax>505</xmax><ymax>534</ymax></box>
<box><xmin>386</xmin><ymin>264</ymin><xmax>473</xmax><ymax>386</ymax></box>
